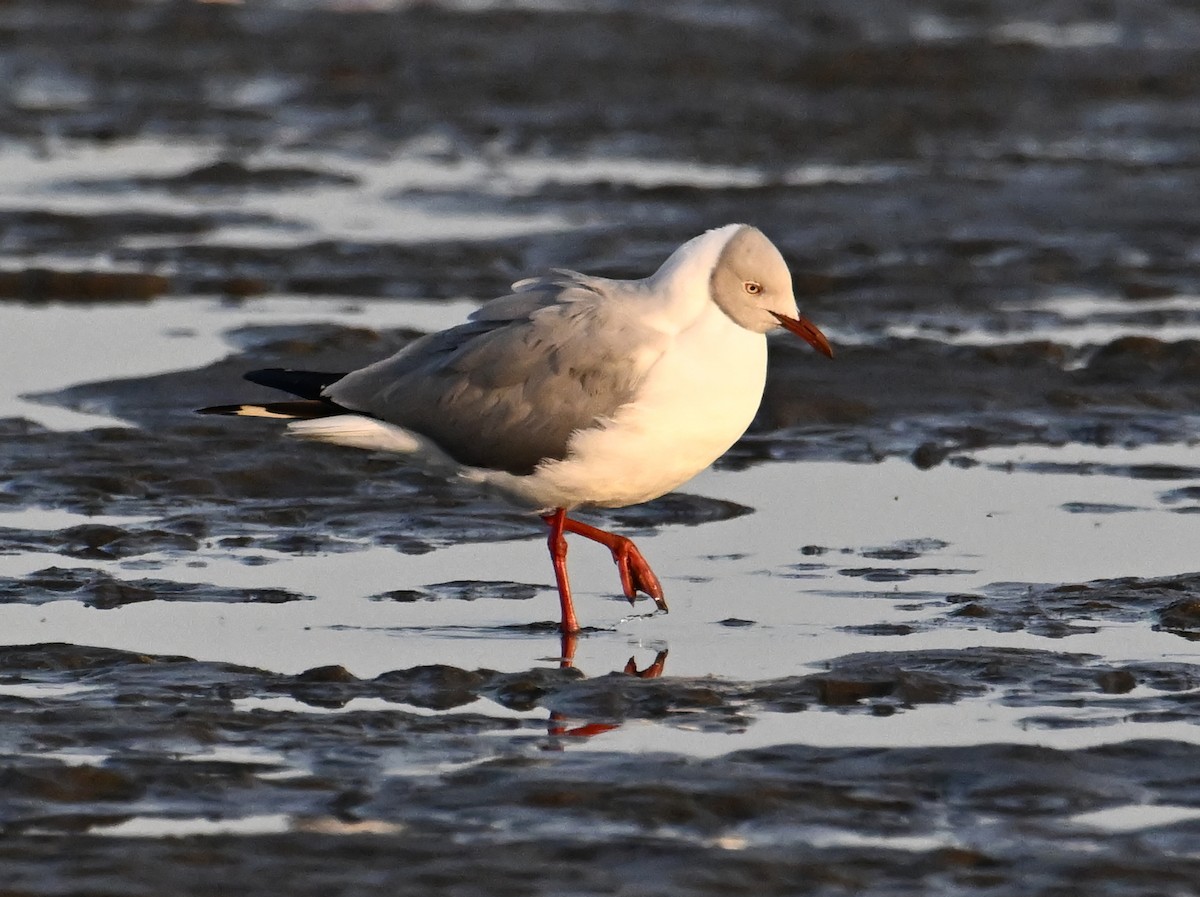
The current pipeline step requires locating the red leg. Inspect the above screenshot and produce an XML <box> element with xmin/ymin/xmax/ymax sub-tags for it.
<box><xmin>542</xmin><ymin>508</ymin><xmax>580</xmax><ymax>634</ymax></box>
<box><xmin>558</xmin><ymin>516</ymin><xmax>668</xmax><ymax>611</ymax></box>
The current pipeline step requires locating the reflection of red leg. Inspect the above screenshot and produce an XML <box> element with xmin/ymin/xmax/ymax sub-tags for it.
<box><xmin>554</xmin><ymin>720</ymin><xmax>620</xmax><ymax>738</ymax></box>
<box><xmin>559</xmin><ymin>631</ymin><xmax>579</xmax><ymax>669</ymax></box>
<box><xmin>549</xmin><ymin>649</ymin><xmax>670</xmax><ymax>738</ymax></box>
<box><xmin>549</xmin><ymin>631</ymin><xmax>607</xmax><ymax>738</ymax></box>
<box><xmin>543</xmin><ymin>509</ymin><xmax>580</xmax><ymax>634</ymax></box>
<box><xmin>557</xmin><ymin>516</ymin><xmax>668</xmax><ymax>611</ymax></box>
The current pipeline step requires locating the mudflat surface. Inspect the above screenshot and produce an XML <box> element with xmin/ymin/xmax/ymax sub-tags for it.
<box><xmin>2</xmin><ymin>2</ymin><xmax>1200</xmax><ymax>895</ymax></box>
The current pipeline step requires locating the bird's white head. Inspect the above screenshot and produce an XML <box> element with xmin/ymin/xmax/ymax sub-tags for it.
<box><xmin>708</xmin><ymin>224</ymin><xmax>834</xmax><ymax>356</ymax></box>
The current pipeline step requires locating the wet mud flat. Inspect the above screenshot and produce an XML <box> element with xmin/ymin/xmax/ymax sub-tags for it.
<box><xmin>3</xmin><ymin>637</ymin><xmax>1200</xmax><ymax>896</ymax></box>
<box><xmin>3</xmin><ymin>0</ymin><xmax>1200</xmax><ymax>895</ymax></box>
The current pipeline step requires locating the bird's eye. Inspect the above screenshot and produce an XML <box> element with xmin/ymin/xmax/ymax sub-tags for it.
<box><xmin>744</xmin><ymin>281</ymin><xmax>763</xmax><ymax>295</ymax></box>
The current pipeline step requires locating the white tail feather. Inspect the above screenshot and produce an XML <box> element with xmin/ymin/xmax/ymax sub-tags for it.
<box><xmin>232</xmin><ymin>405</ymin><xmax>298</xmax><ymax>419</ymax></box>
<box><xmin>287</xmin><ymin>415</ymin><xmax>461</xmax><ymax>470</ymax></box>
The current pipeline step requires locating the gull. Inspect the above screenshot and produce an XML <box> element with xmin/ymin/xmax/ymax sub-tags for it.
<box><xmin>200</xmin><ymin>224</ymin><xmax>833</xmax><ymax>633</ymax></box>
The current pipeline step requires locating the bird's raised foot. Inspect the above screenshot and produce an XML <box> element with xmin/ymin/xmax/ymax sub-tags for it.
<box><xmin>607</xmin><ymin>537</ymin><xmax>667</xmax><ymax>611</ymax></box>
<box><xmin>553</xmin><ymin>514</ymin><xmax>668</xmax><ymax>611</ymax></box>
<box><xmin>542</xmin><ymin>510</ymin><xmax>669</xmax><ymax>629</ymax></box>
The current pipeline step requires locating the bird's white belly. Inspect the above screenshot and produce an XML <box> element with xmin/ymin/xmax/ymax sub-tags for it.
<box><xmin>484</xmin><ymin>313</ymin><xmax>768</xmax><ymax>510</ymax></box>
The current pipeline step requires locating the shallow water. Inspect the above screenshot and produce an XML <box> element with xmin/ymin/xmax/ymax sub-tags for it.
<box><xmin>3</xmin><ymin>1</ymin><xmax>1200</xmax><ymax>895</ymax></box>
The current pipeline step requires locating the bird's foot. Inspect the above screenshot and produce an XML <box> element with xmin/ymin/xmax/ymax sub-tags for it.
<box><xmin>608</xmin><ymin>537</ymin><xmax>667</xmax><ymax>612</ymax></box>
<box><xmin>547</xmin><ymin>511</ymin><xmax>669</xmax><ymax>615</ymax></box>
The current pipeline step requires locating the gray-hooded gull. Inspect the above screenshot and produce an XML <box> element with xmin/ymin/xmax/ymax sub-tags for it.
<box><xmin>200</xmin><ymin>224</ymin><xmax>833</xmax><ymax>633</ymax></box>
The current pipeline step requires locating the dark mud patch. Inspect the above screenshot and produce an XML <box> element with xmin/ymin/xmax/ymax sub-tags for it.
<box><xmin>0</xmin><ymin>208</ymin><xmax>214</xmax><ymax>259</ymax></box>
<box><xmin>0</xmin><ymin>521</ymin><xmax>203</xmax><ymax>560</ymax></box>
<box><xmin>838</xmin><ymin>567</ymin><xmax>975</xmax><ymax>583</ymax></box>
<box><xmin>994</xmin><ymin>459</ymin><xmax>1200</xmax><ymax>482</ymax></box>
<box><xmin>1060</xmin><ymin>501</ymin><xmax>1142</xmax><ymax>514</ymax></box>
<box><xmin>869</xmin><ymin>571</ymin><xmax>1200</xmax><ymax>640</ymax></box>
<box><xmin>0</xmin><ymin>415</ymin><xmax>534</xmax><ymax>555</ymax></box>
<box><xmin>71</xmin><ymin>159</ymin><xmax>359</xmax><ymax>195</ymax></box>
<box><xmin>749</xmin><ymin>336</ymin><xmax>1200</xmax><ymax>465</ymax></box>
<box><xmin>0</xmin><ymin>566</ymin><xmax>307</xmax><ymax>609</ymax></box>
<box><xmin>0</xmin><ymin>268</ymin><xmax>171</xmax><ymax>302</ymax></box>
<box><xmin>822</xmin><ymin>536</ymin><xmax>974</xmax><ymax>579</ymax></box>
<box><xmin>370</xmin><ymin>580</ymin><xmax>543</xmax><ymax>604</ymax></box>
<box><xmin>861</xmin><ymin>538</ymin><xmax>951</xmax><ymax>561</ymax></box>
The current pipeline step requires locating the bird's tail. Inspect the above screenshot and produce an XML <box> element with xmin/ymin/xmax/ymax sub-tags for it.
<box><xmin>196</xmin><ymin>368</ymin><xmax>351</xmax><ymax>419</ymax></box>
<box><xmin>195</xmin><ymin>367</ymin><xmax>453</xmax><ymax>464</ymax></box>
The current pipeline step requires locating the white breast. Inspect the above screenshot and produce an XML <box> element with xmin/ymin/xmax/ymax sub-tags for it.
<box><xmin>476</xmin><ymin>302</ymin><xmax>768</xmax><ymax>510</ymax></box>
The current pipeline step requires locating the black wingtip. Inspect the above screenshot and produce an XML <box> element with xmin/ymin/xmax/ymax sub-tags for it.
<box><xmin>244</xmin><ymin>368</ymin><xmax>347</xmax><ymax>399</ymax></box>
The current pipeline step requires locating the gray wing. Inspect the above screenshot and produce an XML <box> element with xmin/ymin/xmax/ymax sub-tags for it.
<box><xmin>325</xmin><ymin>272</ymin><xmax>667</xmax><ymax>474</ymax></box>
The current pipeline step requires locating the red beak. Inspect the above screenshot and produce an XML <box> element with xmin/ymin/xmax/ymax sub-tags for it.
<box><xmin>770</xmin><ymin>311</ymin><xmax>834</xmax><ymax>358</ymax></box>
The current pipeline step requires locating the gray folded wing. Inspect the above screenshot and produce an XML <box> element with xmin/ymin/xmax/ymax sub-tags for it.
<box><xmin>325</xmin><ymin>272</ymin><xmax>666</xmax><ymax>475</ymax></box>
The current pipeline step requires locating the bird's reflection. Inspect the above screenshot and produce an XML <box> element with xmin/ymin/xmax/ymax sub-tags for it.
<box><xmin>278</xmin><ymin>629</ymin><xmax>668</xmax><ymax>746</ymax></box>
<box><xmin>554</xmin><ymin>631</ymin><xmax>668</xmax><ymax>677</ymax></box>
<box><xmin>545</xmin><ymin>632</ymin><xmax>668</xmax><ymax>742</ymax></box>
